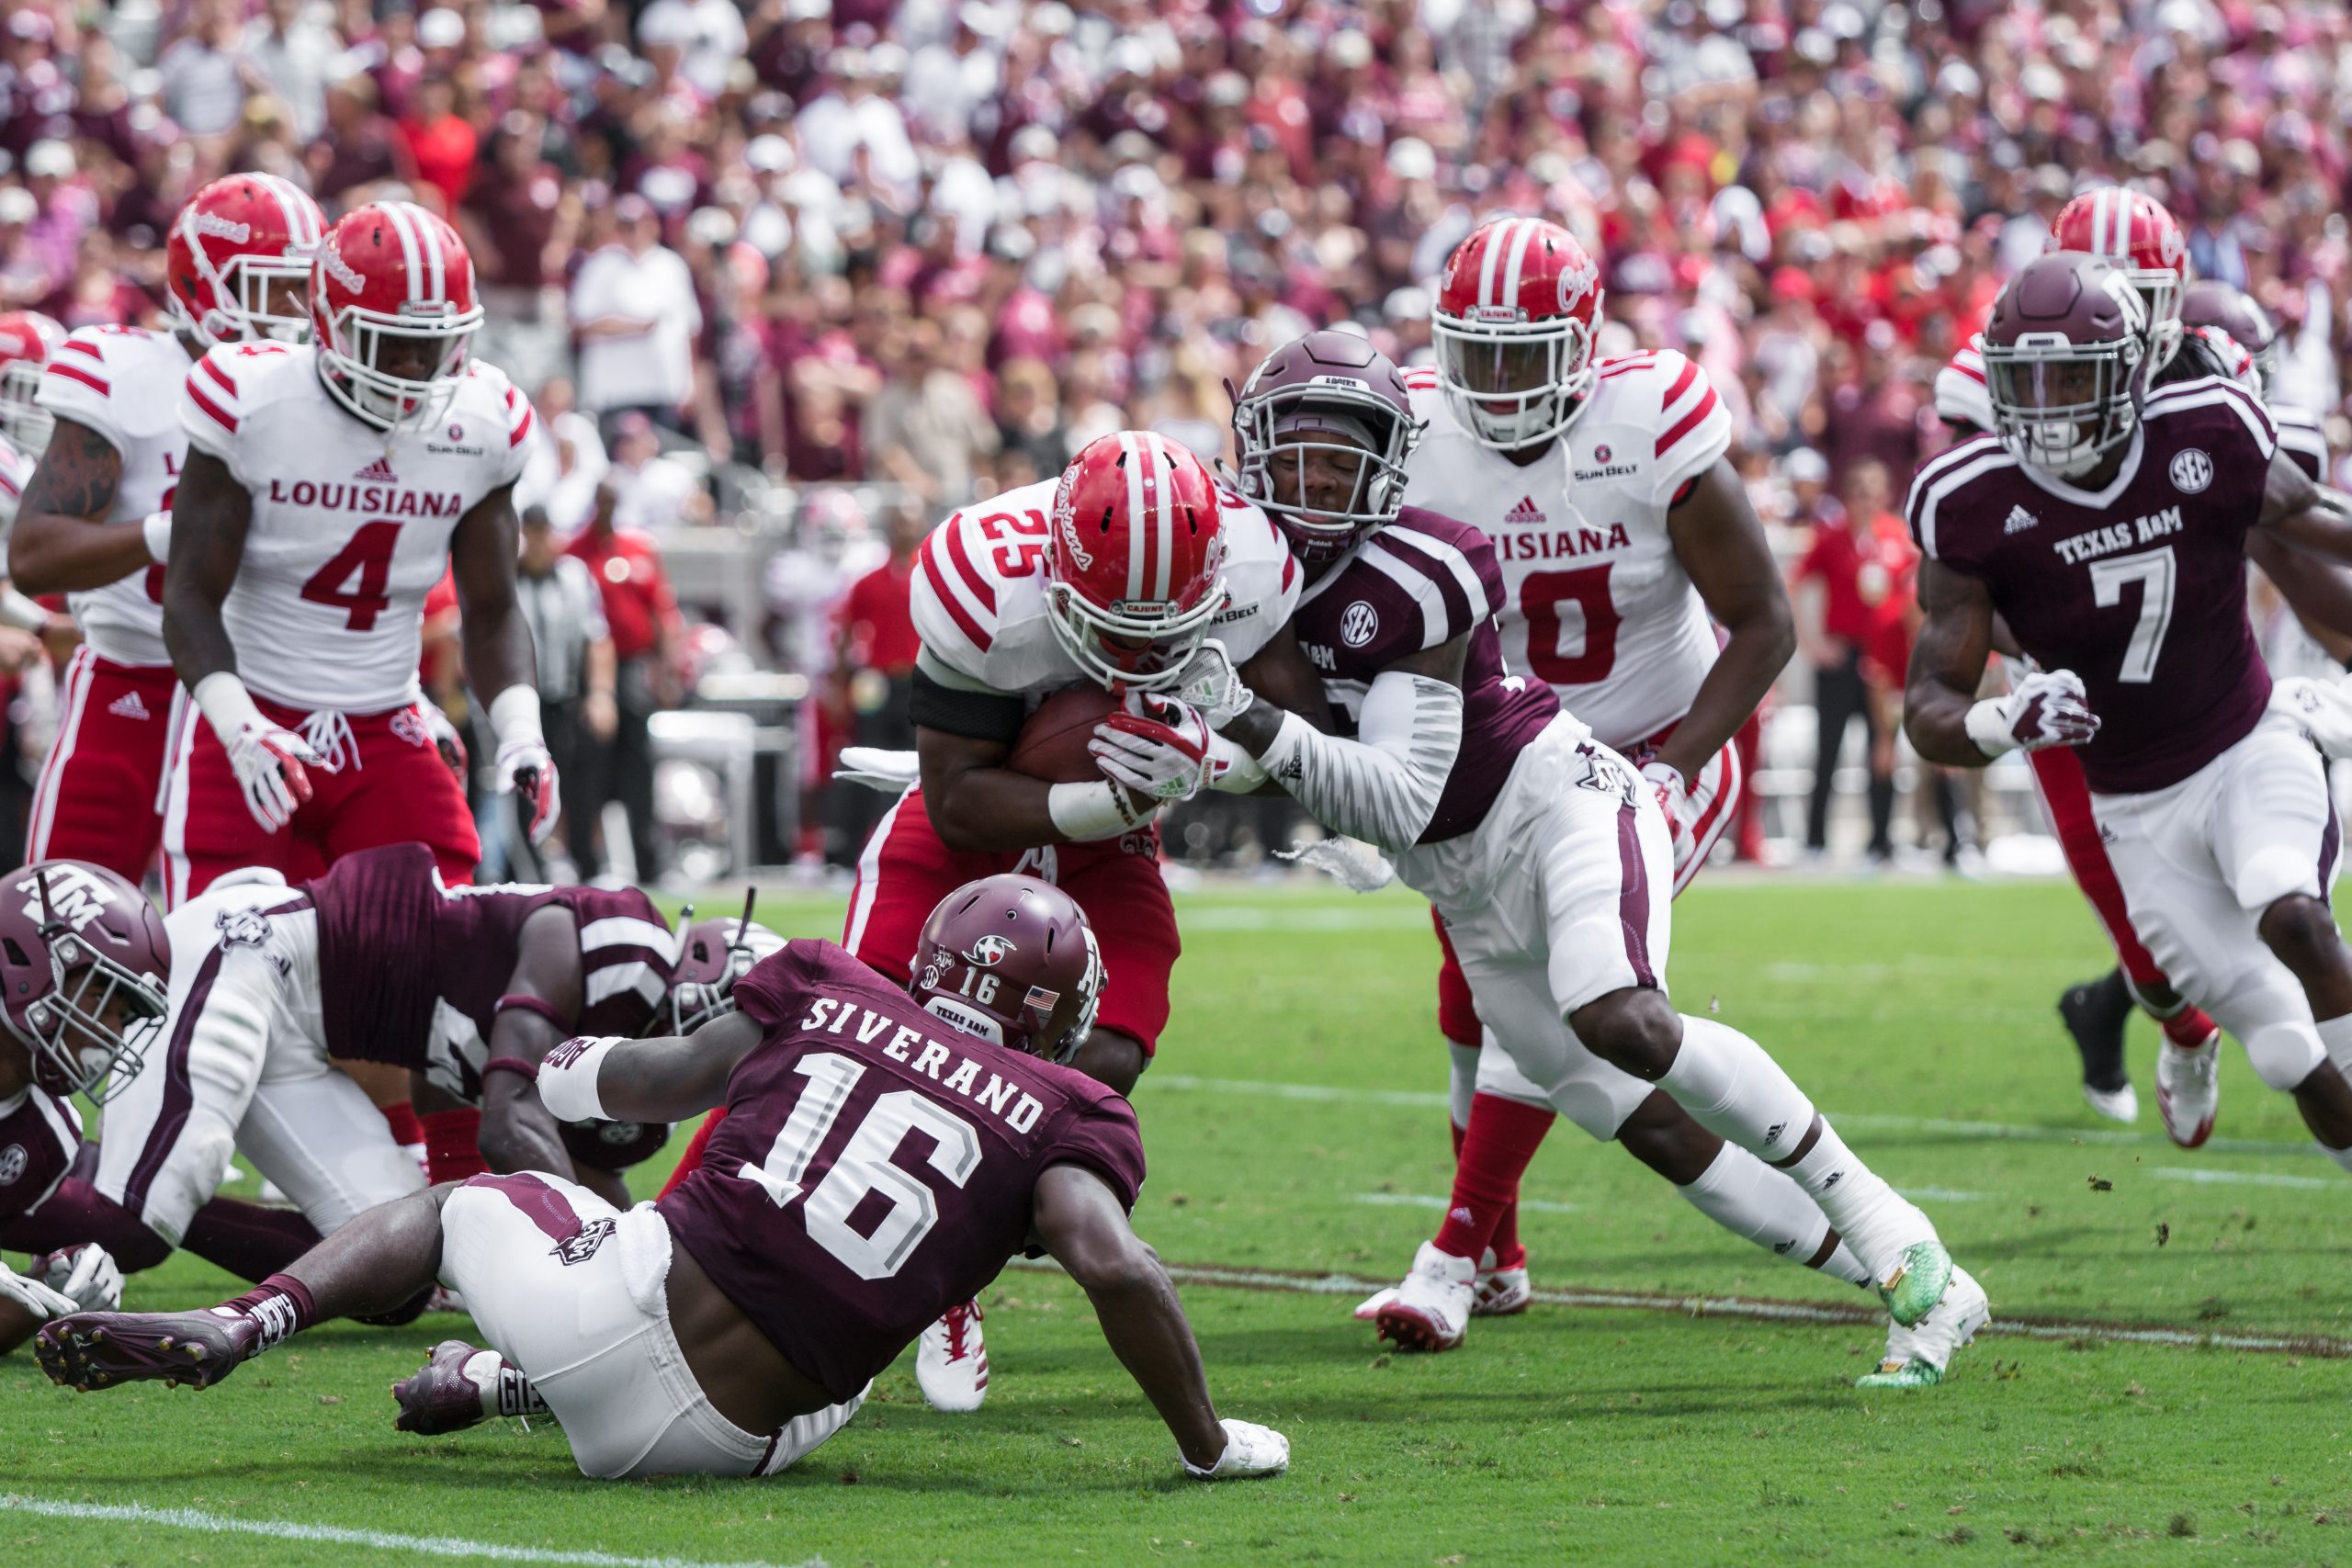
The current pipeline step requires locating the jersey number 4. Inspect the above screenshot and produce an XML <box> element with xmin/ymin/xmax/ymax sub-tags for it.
<box><xmin>300</xmin><ymin>521</ymin><xmax>403</xmax><ymax>631</ymax></box>
<box><xmin>737</xmin><ymin>1052</ymin><xmax>983</xmax><ymax>1280</ymax></box>
<box><xmin>2087</xmin><ymin>546</ymin><xmax>2176</xmax><ymax>683</ymax></box>
<box><xmin>1523</xmin><ymin>564</ymin><xmax>1622</xmax><ymax>683</ymax></box>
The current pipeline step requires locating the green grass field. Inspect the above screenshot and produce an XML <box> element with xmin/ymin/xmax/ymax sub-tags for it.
<box><xmin>7</xmin><ymin>876</ymin><xmax>2351</xmax><ymax>1566</ymax></box>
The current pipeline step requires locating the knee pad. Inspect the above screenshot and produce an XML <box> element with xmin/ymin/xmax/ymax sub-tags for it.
<box><xmin>2238</xmin><ymin>851</ymin><xmax>2323</xmax><ymax>915</ymax></box>
<box><xmin>2245</xmin><ymin>1019</ymin><xmax>2326</xmax><ymax>1091</ymax></box>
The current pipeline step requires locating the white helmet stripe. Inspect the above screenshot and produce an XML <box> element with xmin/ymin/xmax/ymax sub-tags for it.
<box><xmin>1121</xmin><ymin>432</ymin><xmax>1148</xmax><ymax>603</ymax></box>
<box><xmin>1476</xmin><ymin>220</ymin><xmax>1512</xmax><ymax>307</ymax></box>
<box><xmin>1501</xmin><ymin>217</ymin><xmax>1538</xmax><ymax>305</ymax></box>
<box><xmin>400</xmin><ymin>201</ymin><xmax>447</xmax><ymax>302</ymax></box>
<box><xmin>1151</xmin><ymin>437</ymin><xmax>1174</xmax><ymax>602</ymax></box>
<box><xmin>380</xmin><ymin>202</ymin><xmax>427</xmax><ymax>303</ymax></box>
<box><xmin>255</xmin><ymin>175</ymin><xmax>319</xmax><ymax>248</ymax></box>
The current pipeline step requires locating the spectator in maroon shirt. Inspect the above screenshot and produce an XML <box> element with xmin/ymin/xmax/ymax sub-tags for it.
<box><xmin>309</xmin><ymin>73</ymin><xmax>409</xmax><ymax>211</ymax></box>
<box><xmin>461</xmin><ymin>111</ymin><xmax>581</xmax><ymax>396</ymax></box>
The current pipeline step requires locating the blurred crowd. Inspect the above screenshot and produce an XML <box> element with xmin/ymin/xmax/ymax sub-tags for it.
<box><xmin>6</xmin><ymin>0</ymin><xmax>2352</xmax><ymax>870</ymax></box>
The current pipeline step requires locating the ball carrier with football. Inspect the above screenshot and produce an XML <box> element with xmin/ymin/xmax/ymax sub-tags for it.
<box><xmin>660</xmin><ymin>429</ymin><xmax>1326</xmax><ymax>1412</ymax></box>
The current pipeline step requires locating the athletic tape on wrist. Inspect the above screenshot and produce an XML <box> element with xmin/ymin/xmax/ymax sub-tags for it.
<box><xmin>535</xmin><ymin>1035</ymin><xmax>620</xmax><ymax>1122</ymax></box>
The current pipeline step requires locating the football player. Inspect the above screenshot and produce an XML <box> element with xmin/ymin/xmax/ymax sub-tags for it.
<box><xmin>157</xmin><ymin>200</ymin><xmax>555</xmax><ymax>908</ymax></box>
<box><xmin>1177</xmin><ymin>328</ymin><xmax>1984</xmax><ymax>1386</ymax></box>
<box><xmin>10</xmin><ymin>178</ymin><xmax>323</xmax><ymax>885</ymax></box>
<box><xmin>39</xmin><ymin>874</ymin><xmax>1293</xmax><ymax>1488</ymax></box>
<box><xmin>0</xmin><ymin>310</ymin><xmax>67</xmax><ymax>642</ymax></box>
<box><xmin>90</xmin><ymin>841</ymin><xmax>687</xmax><ymax>1283</ymax></box>
<box><xmin>1375</xmin><ymin>217</ymin><xmax>1794</xmax><ymax>1315</ymax></box>
<box><xmin>1906</xmin><ymin>251</ymin><xmax>2352</xmax><ymax>1180</ymax></box>
<box><xmin>663</xmin><ymin>430</ymin><xmax>1318</xmax><ymax>1411</ymax></box>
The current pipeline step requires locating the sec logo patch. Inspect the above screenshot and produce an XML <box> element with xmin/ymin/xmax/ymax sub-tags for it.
<box><xmin>1340</xmin><ymin>600</ymin><xmax>1380</xmax><ymax>648</ymax></box>
<box><xmin>0</xmin><ymin>1144</ymin><xmax>25</xmax><ymax>1186</ymax></box>
<box><xmin>2169</xmin><ymin>447</ymin><xmax>2212</xmax><ymax>494</ymax></box>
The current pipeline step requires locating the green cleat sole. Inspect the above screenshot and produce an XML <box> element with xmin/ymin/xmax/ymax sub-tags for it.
<box><xmin>1878</xmin><ymin>1241</ymin><xmax>1953</xmax><ymax>1328</ymax></box>
<box><xmin>1855</xmin><ymin>1358</ymin><xmax>1947</xmax><ymax>1390</ymax></box>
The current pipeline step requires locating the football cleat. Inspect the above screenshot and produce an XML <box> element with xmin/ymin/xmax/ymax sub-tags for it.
<box><xmin>1373</xmin><ymin>1241</ymin><xmax>1476</xmax><ymax>1352</ymax></box>
<box><xmin>1876</xmin><ymin>1239</ymin><xmax>1954</xmax><ymax>1329</ymax></box>
<box><xmin>1856</xmin><ymin>1266</ymin><xmax>1990</xmax><ymax>1389</ymax></box>
<box><xmin>2058</xmin><ymin>976</ymin><xmax>2138</xmax><ymax>1123</ymax></box>
<box><xmin>1471</xmin><ymin>1245</ymin><xmax>1531</xmax><ymax>1317</ymax></box>
<box><xmin>393</xmin><ymin>1340</ymin><xmax>494</xmax><ymax>1436</ymax></box>
<box><xmin>34</xmin><ymin>1308</ymin><xmax>258</xmax><ymax>1393</ymax></box>
<box><xmin>917</xmin><ymin>1298</ymin><xmax>989</xmax><ymax>1413</ymax></box>
<box><xmin>2156</xmin><ymin>1032</ymin><xmax>2220</xmax><ymax>1148</ymax></box>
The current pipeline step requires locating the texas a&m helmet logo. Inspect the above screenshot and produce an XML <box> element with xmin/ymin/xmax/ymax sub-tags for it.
<box><xmin>964</xmin><ymin>933</ymin><xmax>1019</xmax><ymax>968</ymax></box>
<box><xmin>16</xmin><ymin>864</ymin><xmax>117</xmax><ymax>932</ymax></box>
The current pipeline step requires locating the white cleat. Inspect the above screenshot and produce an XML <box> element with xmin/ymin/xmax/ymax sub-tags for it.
<box><xmin>1371</xmin><ymin>1242</ymin><xmax>1476</xmax><ymax>1352</ymax></box>
<box><xmin>1471</xmin><ymin>1246</ymin><xmax>1530</xmax><ymax>1317</ymax></box>
<box><xmin>916</xmin><ymin>1297</ymin><xmax>989</xmax><ymax>1412</ymax></box>
<box><xmin>2081</xmin><ymin>1080</ymin><xmax>2139</xmax><ymax>1124</ymax></box>
<box><xmin>2155</xmin><ymin>1032</ymin><xmax>2220</xmax><ymax>1149</ymax></box>
<box><xmin>1856</xmin><ymin>1266</ymin><xmax>1989</xmax><ymax>1389</ymax></box>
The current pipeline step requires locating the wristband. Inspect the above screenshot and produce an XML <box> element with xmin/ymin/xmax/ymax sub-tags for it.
<box><xmin>489</xmin><ymin>684</ymin><xmax>545</xmax><ymax>748</ymax></box>
<box><xmin>534</xmin><ymin>1034</ymin><xmax>620</xmax><ymax>1122</ymax></box>
<box><xmin>493</xmin><ymin>994</ymin><xmax>571</xmax><ymax>1030</ymax></box>
<box><xmin>1253</xmin><ymin>709</ymin><xmax>1314</xmax><ymax>777</ymax></box>
<box><xmin>1046</xmin><ymin>780</ymin><xmax>1146</xmax><ymax>842</ymax></box>
<box><xmin>142</xmin><ymin>510</ymin><xmax>173</xmax><ymax>567</ymax></box>
<box><xmin>481</xmin><ymin>1055</ymin><xmax>540</xmax><ymax>1083</ymax></box>
<box><xmin>192</xmin><ymin>671</ymin><xmax>268</xmax><ymax>743</ymax></box>
<box><xmin>1962</xmin><ymin>699</ymin><xmax>2018</xmax><ymax>759</ymax></box>
<box><xmin>0</xmin><ymin>587</ymin><xmax>48</xmax><ymax>631</ymax></box>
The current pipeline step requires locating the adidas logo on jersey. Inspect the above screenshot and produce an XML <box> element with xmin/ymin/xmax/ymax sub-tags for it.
<box><xmin>107</xmin><ymin>692</ymin><xmax>149</xmax><ymax>720</ymax></box>
<box><xmin>2003</xmin><ymin>504</ymin><xmax>2039</xmax><ymax>535</ymax></box>
<box><xmin>354</xmin><ymin>456</ymin><xmax>399</xmax><ymax>483</ymax></box>
<box><xmin>1503</xmin><ymin>495</ymin><xmax>1547</xmax><ymax>525</ymax></box>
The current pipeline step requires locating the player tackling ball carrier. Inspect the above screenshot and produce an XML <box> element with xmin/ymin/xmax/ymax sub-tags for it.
<box><xmin>1156</xmin><ymin>325</ymin><xmax>1984</xmax><ymax>1386</ymax></box>
<box><xmin>1907</xmin><ymin>249</ymin><xmax>2352</xmax><ymax>1173</ymax></box>
<box><xmin>37</xmin><ymin>874</ymin><xmax>1290</xmax><ymax>1486</ymax></box>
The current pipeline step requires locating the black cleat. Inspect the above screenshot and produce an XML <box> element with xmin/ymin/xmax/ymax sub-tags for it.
<box><xmin>2058</xmin><ymin>971</ymin><xmax>2138</xmax><ymax>1123</ymax></box>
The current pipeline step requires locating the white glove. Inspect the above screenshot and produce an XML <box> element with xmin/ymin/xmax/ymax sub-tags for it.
<box><xmin>1204</xmin><ymin>728</ymin><xmax>1269</xmax><ymax>794</ymax></box>
<box><xmin>1964</xmin><ymin>669</ymin><xmax>2100</xmax><ymax>757</ymax></box>
<box><xmin>1639</xmin><ymin>760</ymin><xmax>1698</xmax><ymax>869</ymax></box>
<box><xmin>1183</xmin><ymin>1418</ymin><xmax>1290</xmax><ymax>1480</ymax></box>
<box><xmin>2271</xmin><ymin>674</ymin><xmax>2352</xmax><ymax>757</ymax></box>
<box><xmin>1168</xmin><ymin>637</ymin><xmax>1256</xmax><ymax>728</ymax></box>
<box><xmin>1090</xmin><ymin>695</ymin><xmax>1215</xmax><ymax>804</ymax></box>
<box><xmin>38</xmin><ymin>1244</ymin><xmax>123</xmax><ymax>1313</ymax></box>
<box><xmin>489</xmin><ymin>686</ymin><xmax>559</xmax><ymax>843</ymax></box>
<box><xmin>0</xmin><ymin>1266</ymin><xmax>78</xmax><ymax>1322</ymax></box>
<box><xmin>835</xmin><ymin>747</ymin><xmax>922</xmax><ymax>794</ymax></box>
<box><xmin>194</xmin><ymin>672</ymin><xmax>329</xmax><ymax>831</ymax></box>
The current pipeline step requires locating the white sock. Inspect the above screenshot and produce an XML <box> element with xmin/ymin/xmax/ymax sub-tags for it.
<box><xmin>1675</xmin><ymin>1144</ymin><xmax>1869</xmax><ymax>1285</ymax></box>
<box><xmin>2314</xmin><ymin>1014</ymin><xmax>2352</xmax><ymax>1077</ymax></box>
<box><xmin>1447</xmin><ymin>1042</ymin><xmax>1479</xmax><ymax>1132</ymax></box>
<box><xmin>1659</xmin><ymin>1015</ymin><xmax>1931</xmax><ymax>1277</ymax></box>
<box><xmin>463</xmin><ymin>1349</ymin><xmax>549</xmax><ymax>1420</ymax></box>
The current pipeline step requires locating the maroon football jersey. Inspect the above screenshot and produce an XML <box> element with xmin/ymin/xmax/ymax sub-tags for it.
<box><xmin>0</xmin><ymin>1087</ymin><xmax>83</xmax><ymax>1221</ymax></box>
<box><xmin>657</xmin><ymin>940</ymin><xmax>1146</xmax><ymax>1403</ymax></box>
<box><xmin>1290</xmin><ymin>504</ymin><xmax>1559</xmax><ymax>841</ymax></box>
<box><xmin>1907</xmin><ymin>378</ymin><xmax>2279</xmax><ymax>793</ymax></box>
<box><xmin>309</xmin><ymin>842</ymin><xmax>673</xmax><ymax>1100</ymax></box>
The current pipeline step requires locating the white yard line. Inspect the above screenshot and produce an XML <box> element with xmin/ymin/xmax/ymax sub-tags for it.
<box><xmin>0</xmin><ymin>1497</ymin><xmax>820</xmax><ymax>1568</ymax></box>
<box><xmin>1143</xmin><ymin>1075</ymin><xmax>2318</xmax><ymax>1158</ymax></box>
<box><xmin>1002</xmin><ymin>1259</ymin><xmax>2351</xmax><ymax>1359</ymax></box>
<box><xmin>1354</xmin><ymin>1192</ymin><xmax>1581</xmax><ymax>1214</ymax></box>
<box><xmin>2150</xmin><ymin>1167</ymin><xmax>2335</xmax><ymax>1190</ymax></box>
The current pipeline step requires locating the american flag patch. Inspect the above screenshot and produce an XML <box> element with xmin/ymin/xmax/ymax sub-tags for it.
<box><xmin>1024</xmin><ymin>985</ymin><xmax>1059</xmax><ymax>1014</ymax></box>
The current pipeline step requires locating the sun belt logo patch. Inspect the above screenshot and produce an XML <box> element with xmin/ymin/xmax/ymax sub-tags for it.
<box><xmin>964</xmin><ymin>933</ymin><xmax>1018</xmax><ymax>967</ymax></box>
<box><xmin>2168</xmin><ymin>447</ymin><xmax>2212</xmax><ymax>493</ymax></box>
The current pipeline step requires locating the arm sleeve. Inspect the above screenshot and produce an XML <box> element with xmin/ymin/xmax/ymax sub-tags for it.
<box><xmin>1255</xmin><ymin>667</ymin><xmax>1464</xmax><ymax>853</ymax></box>
<box><xmin>908</xmin><ymin>660</ymin><xmax>1026</xmax><ymax>741</ymax></box>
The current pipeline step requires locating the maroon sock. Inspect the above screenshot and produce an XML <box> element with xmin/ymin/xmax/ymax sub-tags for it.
<box><xmin>422</xmin><ymin>1108</ymin><xmax>489</xmax><ymax>1183</ymax></box>
<box><xmin>182</xmin><ymin>1198</ymin><xmax>322</xmax><ymax>1283</ymax></box>
<box><xmin>222</xmin><ymin>1272</ymin><xmax>318</xmax><ymax>1351</ymax></box>
<box><xmin>1431</xmin><ymin>1094</ymin><xmax>1556</xmax><ymax>1263</ymax></box>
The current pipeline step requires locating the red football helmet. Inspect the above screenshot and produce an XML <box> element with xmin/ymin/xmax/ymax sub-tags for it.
<box><xmin>0</xmin><ymin>310</ymin><xmax>64</xmax><ymax>456</ymax></box>
<box><xmin>910</xmin><ymin>874</ymin><xmax>1102</xmax><ymax>1064</ymax></box>
<box><xmin>311</xmin><ymin>201</ymin><xmax>484</xmax><ymax>431</ymax></box>
<box><xmin>164</xmin><ymin>173</ymin><xmax>326</xmax><ymax>348</ymax></box>
<box><xmin>2046</xmin><ymin>186</ymin><xmax>2188</xmax><ymax>372</ymax></box>
<box><xmin>0</xmin><ymin>861</ymin><xmax>171</xmax><ymax>1102</ymax></box>
<box><xmin>1046</xmin><ymin>432</ymin><xmax>1230</xmax><ymax>692</ymax></box>
<box><xmin>1432</xmin><ymin>216</ymin><xmax>1604</xmax><ymax>450</ymax></box>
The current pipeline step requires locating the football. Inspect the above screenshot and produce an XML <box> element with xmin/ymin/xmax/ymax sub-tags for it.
<box><xmin>1006</xmin><ymin>684</ymin><xmax>1121</xmax><ymax>783</ymax></box>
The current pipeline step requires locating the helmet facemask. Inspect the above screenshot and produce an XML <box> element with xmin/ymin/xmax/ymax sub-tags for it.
<box><xmin>1985</xmin><ymin>333</ymin><xmax>2145</xmax><ymax>479</ymax></box>
<box><xmin>1432</xmin><ymin>310</ymin><xmax>1596</xmax><ymax>450</ymax></box>
<box><xmin>8</xmin><ymin>875</ymin><xmax>169</xmax><ymax>1102</ymax></box>
<box><xmin>0</xmin><ymin>360</ymin><xmax>52</xmax><ymax>455</ymax></box>
<box><xmin>1236</xmin><ymin>382</ymin><xmax>1418</xmax><ymax>564</ymax></box>
<box><xmin>171</xmin><ymin>246</ymin><xmax>316</xmax><ymax>347</ymax></box>
<box><xmin>1043</xmin><ymin>578</ymin><xmax>1229</xmax><ymax>692</ymax></box>
<box><xmin>316</xmin><ymin>302</ymin><xmax>480</xmax><ymax>432</ymax></box>
<box><xmin>2126</xmin><ymin>269</ymin><xmax>2185</xmax><ymax>374</ymax></box>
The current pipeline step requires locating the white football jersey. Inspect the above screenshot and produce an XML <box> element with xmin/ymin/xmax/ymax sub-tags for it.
<box><xmin>1934</xmin><ymin>333</ymin><xmax>1995</xmax><ymax>434</ymax></box>
<box><xmin>1401</xmin><ymin>351</ymin><xmax>1733</xmax><ymax>748</ymax></box>
<box><xmin>0</xmin><ymin>430</ymin><xmax>28</xmax><ymax>532</ymax></box>
<box><xmin>910</xmin><ymin>474</ymin><xmax>1300</xmax><ymax>696</ymax></box>
<box><xmin>179</xmin><ymin>344</ymin><xmax>534</xmax><ymax>712</ymax></box>
<box><xmin>34</xmin><ymin>324</ymin><xmax>196</xmax><ymax>666</ymax></box>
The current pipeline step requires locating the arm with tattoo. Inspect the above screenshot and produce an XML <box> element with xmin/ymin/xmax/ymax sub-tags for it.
<box><xmin>8</xmin><ymin>416</ymin><xmax>155</xmax><ymax>595</ymax></box>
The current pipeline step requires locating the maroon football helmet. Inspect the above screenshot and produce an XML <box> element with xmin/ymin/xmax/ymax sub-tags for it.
<box><xmin>0</xmin><ymin>861</ymin><xmax>171</xmax><ymax>1101</ymax></box>
<box><xmin>1232</xmin><ymin>329</ymin><xmax>1421</xmax><ymax>564</ymax></box>
<box><xmin>650</xmin><ymin>898</ymin><xmax>786</xmax><ymax>1037</ymax></box>
<box><xmin>910</xmin><ymin>874</ymin><xmax>1102</xmax><ymax>1064</ymax></box>
<box><xmin>1981</xmin><ymin>252</ymin><xmax>2150</xmax><ymax>479</ymax></box>
<box><xmin>2179</xmin><ymin>279</ymin><xmax>2277</xmax><ymax>395</ymax></box>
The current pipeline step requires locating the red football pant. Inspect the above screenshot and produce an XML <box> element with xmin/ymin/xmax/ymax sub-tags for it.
<box><xmin>158</xmin><ymin>692</ymin><xmax>480</xmax><ymax>908</ymax></box>
<box><xmin>28</xmin><ymin>650</ymin><xmax>178</xmax><ymax>884</ymax></box>
<box><xmin>2026</xmin><ymin>745</ymin><xmax>2168</xmax><ymax>991</ymax></box>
